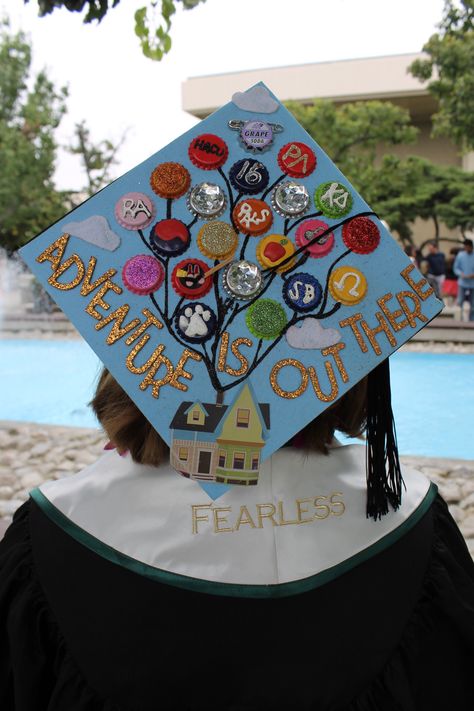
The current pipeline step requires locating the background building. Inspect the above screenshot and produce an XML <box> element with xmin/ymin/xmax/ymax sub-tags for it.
<box><xmin>182</xmin><ymin>54</ymin><xmax>473</xmax><ymax>246</ymax></box>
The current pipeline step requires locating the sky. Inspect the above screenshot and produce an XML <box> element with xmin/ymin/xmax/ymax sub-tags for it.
<box><xmin>6</xmin><ymin>0</ymin><xmax>445</xmax><ymax>191</ymax></box>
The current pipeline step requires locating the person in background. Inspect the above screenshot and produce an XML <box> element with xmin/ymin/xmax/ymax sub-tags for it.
<box><xmin>423</xmin><ymin>242</ymin><xmax>446</xmax><ymax>299</ymax></box>
<box><xmin>419</xmin><ymin>259</ymin><xmax>438</xmax><ymax>295</ymax></box>
<box><xmin>404</xmin><ymin>244</ymin><xmax>417</xmax><ymax>265</ymax></box>
<box><xmin>442</xmin><ymin>247</ymin><xmax>460</xmax><ymax>307</ymax></box>
<box><xmin>454</xmin><ymin>239</ymin><xmax>474</xmax><ymax>321</ymax></box>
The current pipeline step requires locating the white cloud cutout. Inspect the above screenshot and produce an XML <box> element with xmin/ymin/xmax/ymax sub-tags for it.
<box><xmin>286</xmin><ymin>319</ymin><xmax>342</xmax><ymax>350</ymax></box>
<box><xmin>62</xmin><ymin>215</ymin><xmax>121</xmax><ymax>251</ymax></box>
<box><xmin>232</xmin><ymin>86</ymin><xmax>279</xmax><ymax>114</ymax></box>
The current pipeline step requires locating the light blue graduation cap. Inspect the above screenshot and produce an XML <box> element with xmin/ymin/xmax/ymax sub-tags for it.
<box><xmin>20</xmin><ymin>83</ymin><xmax>443</xmax><ymax>516</ymax></box>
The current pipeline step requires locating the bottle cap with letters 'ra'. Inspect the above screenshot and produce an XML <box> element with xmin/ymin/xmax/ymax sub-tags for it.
<box><xmin>20</xmin><ymin>82</ymin><xmax>443</xmax><ymax>519</ymax></box>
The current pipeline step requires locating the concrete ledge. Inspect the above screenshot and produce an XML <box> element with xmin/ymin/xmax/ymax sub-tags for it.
<box><xmin>412</xmin><ymin>327</ymin><xmax>474</xmax><ymax>343</ymax></box>
<box><xmin>1</xmin><ymin>315</ymin><xmax>77</xmax><ymax>333</ymax></box>
<box><xmin>430</xmin><ymin>317</ymin><xmax>474</xmax><ymax>329</ymax></box>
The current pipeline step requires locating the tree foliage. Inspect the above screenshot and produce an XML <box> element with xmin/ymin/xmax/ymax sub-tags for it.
<box><xmin>410</xmin><ymin>0</ymin><xmax>474</xmax><ymax>150</ymax></box>
<box><xmin>25</xmin><ymin>0</ymin><xmax>207</xmax><ymax>60</ymax></box>
<box><xmin>68</xmin><ymin>120</ymin><xmax>127</xmax><ymax>196</ymax></box>
<box><xmin>0</xmin><ymin>21</ymin><xmax>125</xmax><ymax>252</ymax></box>
<box><xmin>286</xmin><ymin>99</ymin><xmax>418</xmax><ymax>187</ymax></box>
<box><xmin>364</xmin><ymin>156</ymin><xmax>474</xmax><ymax>246</ymax></box>
<box><xmin>0</xmin><ymin>21</ymin><xmax>68</xmax><ymax>253</ymax></box>
<box><xmin>437</xmin><ymin>167</ymin><xmax>474</xmax><ymax>235</ymax></box>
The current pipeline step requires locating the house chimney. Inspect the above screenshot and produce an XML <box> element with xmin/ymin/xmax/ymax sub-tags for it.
<box><xmin>216</xmin><ymin>390</ymin><xmax>224</xmax><ymax>407</ymax></box>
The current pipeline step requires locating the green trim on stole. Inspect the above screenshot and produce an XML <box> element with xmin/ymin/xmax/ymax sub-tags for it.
<box><xmin>30</xmin><ymin>484</ymin><xmax>438</xmax><ymax>599</ymax></box>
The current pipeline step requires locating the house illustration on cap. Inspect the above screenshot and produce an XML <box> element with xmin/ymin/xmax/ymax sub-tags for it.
<box><xmin>169</xmin><ymin>383</ymin><xmax>270</xmax><ymax>485</ymax></box>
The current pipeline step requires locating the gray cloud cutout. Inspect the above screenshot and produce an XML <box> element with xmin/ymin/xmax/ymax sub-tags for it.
<box><xmin>232</xmin><ymin>86</ymin><xmax>279</xmax><ymax>114</ymax></box>
<box><xmin>286</xmin><ymin>319</ymin><xmax>342</xmax><ymax>350</ymax></box>
<box><xmin>62</xmin><ymin>215</ymin><xmax>121</xmax><ymax>251</ymax></box>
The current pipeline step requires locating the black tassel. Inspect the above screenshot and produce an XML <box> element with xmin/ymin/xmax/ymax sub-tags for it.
<box><xmin>366</xmin><ymin>358</ymin><xmax>404</xmax><ymax>520</ymax></box>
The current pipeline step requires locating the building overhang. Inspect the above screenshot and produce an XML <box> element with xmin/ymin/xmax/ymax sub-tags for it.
<box><xmin>182</xmin><ymin>53</ymin><xmax>436</xmax><ymax>122</ymax></box>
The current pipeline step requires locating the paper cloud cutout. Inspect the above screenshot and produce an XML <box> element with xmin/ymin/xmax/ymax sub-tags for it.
<box><xmin>232</xmin><ymin>86</ymin><xmax>279</xmax><ymax>114</ymax></box>
<box><xmin>286</xmin><ymin>319</ymin><xmax>342</xmax><ymax>350</ymax></box>
<box><xmin>62</xmin><ymin>215</ymin><xmax>121</xmax><ymax>251</ymax></box>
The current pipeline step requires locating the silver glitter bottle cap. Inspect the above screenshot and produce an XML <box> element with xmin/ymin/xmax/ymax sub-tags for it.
<box><xmin>222</xmin><ymin>260</ymin><xmax>263</xmax><ymax>301</ymax></box>
<box><xmin>187</xmin><ymin>182</ymin><xmax>226</xmax><ymax>219</ymax></box>
<box><xmin>271</xmin><ymin>181</ymin><xmax>310</xmax><ymax>217</ymax></box>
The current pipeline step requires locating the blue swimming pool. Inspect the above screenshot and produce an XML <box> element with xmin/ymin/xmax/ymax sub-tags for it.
<box><xmin>0</xmin><ymin>339</ymin><xmax>473</xmax><ymax>460</ymax></box>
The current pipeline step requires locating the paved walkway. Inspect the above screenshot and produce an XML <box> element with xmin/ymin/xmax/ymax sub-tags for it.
<box><xmin>0</xmin><ymin>421</ymin><xmax>473</xmax><ymax>558</ymax></box>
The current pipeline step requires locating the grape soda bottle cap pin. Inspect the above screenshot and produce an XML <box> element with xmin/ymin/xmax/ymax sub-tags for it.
<box><xmin>228</xmin><ymin>119</ymin><xmax>283</xmax><ymax>152</ymax></box>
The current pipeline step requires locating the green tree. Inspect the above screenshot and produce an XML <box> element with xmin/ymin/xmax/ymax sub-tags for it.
<box><xmin>410</xmin><ymin>0</ymin><xmax>474</xmax><ymax>150</ymax></box>
<box><xmin>286</xmin><ymin>99</ymin><xmax>418</xmax><ymax>187</ymax></box>
<box><xmin>25</xmin><ymin>0</ymin><xmax>206</xmax><ymax>60</ymax></box>
<box><xmin>438</xmin><ymin>168</ymin><xmax>474</xmax><ymax>236</ymax></box>
<box><xmin>68</xmin><ymin>120</ymin><xmax>127</xmax><ymax>196</ymax></box>
<box><xmin>0</xmin><ymin>20</ymin><xmax>68</xmax><ymax>253</ymax></box>
<box><xmin>362</xmin><ymin>155</ymin><xmax>421</xmax><ymax>244</ymax></box>
<box><xmin>364</xmin><ymin>156</ymin><xmax>474</xmax><ymax>247</ymax></box>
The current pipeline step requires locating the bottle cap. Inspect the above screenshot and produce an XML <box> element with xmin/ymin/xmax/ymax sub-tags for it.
<box><xmin>188</xmin><ymin>134</ymin><xmax>228</xmax><ymax>170</ymax></box>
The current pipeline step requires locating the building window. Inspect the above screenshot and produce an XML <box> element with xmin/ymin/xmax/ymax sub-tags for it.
<box><xmin>236</xmin><ymin>408</ymin><xmax>250</xmax><ymax>428</ymax></box>
<box><xmin>178</xmin><ymin>447</ymin><xmax>188</xmax><ymax>461</ymax></box>
<box><xmin>218</xmin><ymin>451</ymin><xmax>226</xmax><ymax>467</ymax></box>
<box><xmin>233</xmin><ymin>452</ymin><xmax>245</xmax><ymax>470</ymax></box>
<box><xmin>251</xmin><ymin>455</ymin><xmax>259</xmax><ymax>470</ymax></box>
<box><xmin>192</xmin><ymin>409</ymin><xmax>200</xmax><ymax>421</ymax></box>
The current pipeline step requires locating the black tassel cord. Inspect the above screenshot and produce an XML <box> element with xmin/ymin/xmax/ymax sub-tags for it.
<box><xmin>366</xmin><ymin>358</ymin><xmax>405</xmax><ymax>520</ymax></box>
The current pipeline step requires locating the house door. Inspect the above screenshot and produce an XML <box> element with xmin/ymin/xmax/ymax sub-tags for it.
<box><xmin>198</xmin><ymin>451</ymin><xmax>212</xmax><ymax>474</ymax></box>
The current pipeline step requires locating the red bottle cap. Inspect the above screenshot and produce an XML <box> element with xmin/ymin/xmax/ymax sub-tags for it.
<box><xmin>188</xmin><ymin>134</ymin><xmax>229</xmax><ymax>170</ymax></box>
<box><xmin>277</xmin><ymin>142</ymin><xmax>317</xmax><ymax>178</ymax></box>
<box><xmin>171</xmin><ymin>259</ymin><xmax>213</xmax><ymax>299</ymax></box>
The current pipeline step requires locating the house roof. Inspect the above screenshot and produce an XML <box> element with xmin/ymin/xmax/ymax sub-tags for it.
<box><xmin>170</xmin><ymin>402</ymin><xmax>229</xmax><ymax>433</ymax></box>
<box><xmin>257</xmin><ymin>404</ymin><xmax>270</xmax><ymax>431</ymax></box>
<box><xmin>170</xmin><ymin>401</ymin><xmax>271</xmax><ymax>433</ymax></box>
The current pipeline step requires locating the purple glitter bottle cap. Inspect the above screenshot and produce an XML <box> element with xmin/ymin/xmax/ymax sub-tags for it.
<box><xmin>122</xmin><ymin>254</ymin><xmax>165</xmax><ymax>295</ymax></box>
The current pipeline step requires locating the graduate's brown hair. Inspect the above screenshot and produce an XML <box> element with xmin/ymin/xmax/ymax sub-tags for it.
<box><xmin>91</xmin><ymin>368</ymin><xmax>367</xmax><ymax>467</ymax></box>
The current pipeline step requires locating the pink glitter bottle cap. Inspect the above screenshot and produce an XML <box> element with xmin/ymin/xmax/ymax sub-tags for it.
<box><xmin>122</xmin><ymin>254</ymin><xmax>164</xmax><ymax>295</ymax></box>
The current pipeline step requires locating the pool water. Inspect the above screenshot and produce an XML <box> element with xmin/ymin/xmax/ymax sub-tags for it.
<box><xmin>0</xmin><ymin>340</ymin><xmax>473</xmax><ymax>460</ymax></box>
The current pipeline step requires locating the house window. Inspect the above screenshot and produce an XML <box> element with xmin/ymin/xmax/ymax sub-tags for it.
<box><xmin>218</xmin><ymin>451</ymin><xmax>226</xmax><ymax>467</ymax></box>
<box><xmin>233</xmin><ymin>452</ymin><xmax>245</xmax><ymax>470</ymax></box>
<box><xmin>236</xmin><ymin>408</ymin><xmax>250</xmax><ymax>428</ymax></box>
<box><xmin>251</xmin><ymin>455</ymin><xmax>259</xmax><ymax>470</ymax></box>
<box><xmin>178</xmin><ymin>447</ymin><xmax>188</xmax><ymax>461</ymax></box>
<box><xmin>192</xmin><ymin>409</ymin><xmax>200</xmax><ymax>421</ymax></box>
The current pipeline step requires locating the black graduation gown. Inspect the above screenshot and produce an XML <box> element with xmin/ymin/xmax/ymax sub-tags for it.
<box><xmin>1</xmin><ymin>492</ymin><xmax>474</xmax><ymax>711</ymax></box>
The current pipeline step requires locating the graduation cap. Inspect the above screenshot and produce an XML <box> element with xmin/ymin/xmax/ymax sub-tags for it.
<box><xmin>20</xmin><ymin>83</ymin><xmax>443</xmax><ymax>519</ymax></box>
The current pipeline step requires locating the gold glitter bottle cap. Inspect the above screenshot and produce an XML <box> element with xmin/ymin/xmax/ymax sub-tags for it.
<box><xmin>197</xmin><ymin>221</ymin><xmax>238</xmax><ymax>259</ymax></box>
